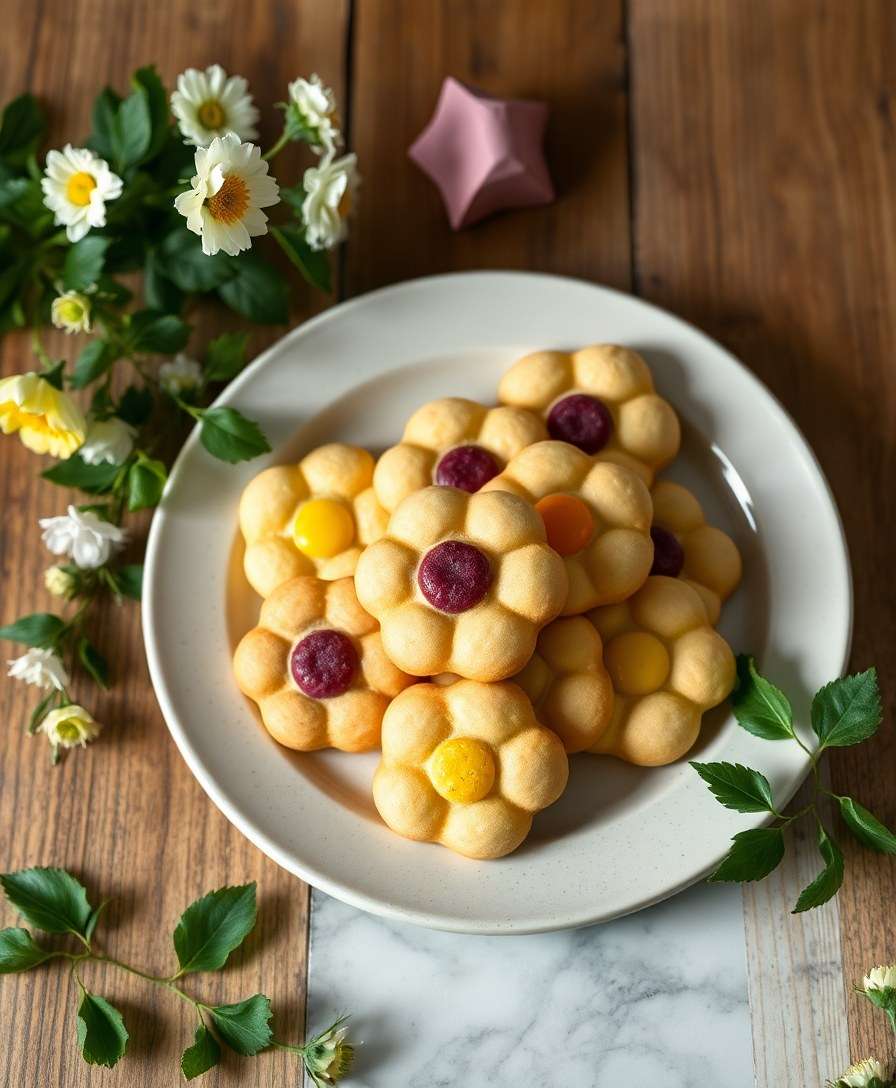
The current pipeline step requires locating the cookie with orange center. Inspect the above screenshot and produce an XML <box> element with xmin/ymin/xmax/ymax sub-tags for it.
<box><xmin>481</xmin><ymin>440</ymin><xmax>654</xmax><ymax>615</ymax></box>
<box><xmin>373</xmin><ymin>397</ymin><xmax>547</xmax><ymax>512</ymax></box>
<box><xmin>373</xmin><ymin>680</ymin><xmax>569</xmax><ymax>859</ymax></box>
<box><xmin>512</xmin><ymin>616</ymin><xmax>614</xmax><ymax>753</ymax></box>
<box><xmin>354</xmin><ymin>485</ymin><xmax>567</xmax><ymax>681</ymax></box>
<box><xmin>239</xmin><ymin>443</ymin><xmax>388</xmax><ymax>598</ymax></box>
<box><xmin>648</xmin><ymin>481</ymin><xmax>742</xmax><ymax>624</ymax></box>
<box><xmin>498</xmin><ymin>344</ymin><xmax>680</xmax><ymax>484</ymax></box>
<box><xmin>233</xmin><ymin>575</ymin><xmax>414</xmax><ymax>752</ymax></box>
<box><xmin>587</xmin><ymin>575</ymin><xmax>736</xmax><ymax>766</ymax></box>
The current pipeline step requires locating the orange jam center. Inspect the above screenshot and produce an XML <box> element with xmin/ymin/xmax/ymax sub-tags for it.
<box><xmin>535</xmin><ymin>493</ymin><xmax>594</xmax><ymax>556</ymax></box>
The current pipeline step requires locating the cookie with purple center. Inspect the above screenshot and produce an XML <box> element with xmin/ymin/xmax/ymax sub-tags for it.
<box><xmin>372</xmin><ymin>397</ymin><xmax>546</xmax><ymax>513</ymax></box>
<box><xmin>354</xmin><ymin>486</ymin><xmax>567</xmax><ymax>681</ymax></box>
<box><xmin>233</xmin><ymin>576</ymin><xmax>414</xmax><ymax>752</ymax></box>
<box><xmin>498</xmin><ymin>344</ymin><xmax>680</xmax><ymax>484</ymax></box>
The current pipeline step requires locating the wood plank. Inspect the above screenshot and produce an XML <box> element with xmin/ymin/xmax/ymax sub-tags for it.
<box><xmin>628</xmin><ymin>0</ymin><xmax>896</xmax><ymax>1068</ymax></box>
<box><xmin>0</xmin><ymin>3</ymin><xmax>348</xmax><ymax>1085</ymax></box>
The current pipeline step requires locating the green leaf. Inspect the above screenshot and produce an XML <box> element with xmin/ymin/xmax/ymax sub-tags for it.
<box><xmin>181</xmin><ymin>1022</ymin><xmax>221</xmax><ymax>1080</ymax></box>
<box><xmin>85</xmin><ymin>899</ymin><xmax>110</xmax><ymax>942</ymax></box>
<box><xmin>0</xmin><ymin>867</ymin><xmax>93</xmax><ymax>935</ymax></box>
<box><xmin>131</xmin><ymin>66</ymin><xmax>169</xmax><ymax>163</ymax></box>
<box><xmin>209</xmin><ymin>994</ymin><xmax>272</xmax><ymax>1055</ymax></box>
<box><xmin>113</xmin><ymin>564</ymin><xmax>143</xmax><ymax>601</ymax></box>
<box><xmin>157</xmin><ymin>227</ymin><xmax>235</xmax><ymax>292</ymax></box>
<box><xmin>731</xmin><ymin>655</ymin><xmax>795</xmax><ymax>741</ymax></box>
<box><xmin>63</xmin><ymin>236</ymin><xmax>110</xmax><ymax>291</ymax></box>
<box><xmin>707</xmin><ymin>827</ymin><xmax>786</xmax><ymax>883</ymax></box>
<box><xmin>127</xmin><ymin>309</ymin><xmax>190</xmax><ymax>354</ymax></box>
<box><xmin>217</xmin><ymin>253</ymin><xmax>290</xmax><ymax>324</ymax></box>
<box><xmin>88</xmin><ymin>87</ymin><xmax>121</xmax><ymax>162</ymax></box>
<box><xmin>143</xmin><ymin>250</ymin><xmax>183</xmax><ymax>314</ymax></box>
<box><xmin>127</xmin><ymin>455</ymin><xmax>167</xmax><ymax>511</ymax></box>
<box><xmin>42</xmin><ymin>454</ymin><xmax>121</xmax><ymax>494</ymax></box>
<box><xmin>839</xmin><ymin>796</ymin><xmax>896</xmax><ymax>854</ymax></box>
<box><xmin>173</xmin><ymin>883</ymin><xmax>257</xmax><ymax>975</ymax></box>
<box><xmin>792</xmin><ymin>824</ymin><xmax>844</xmax><ymax>912</ymax></box>
<box><xmin>200</xmin><ymin>408</ymin><xmax>270</xmax><ymax>464</ymax></box>
<box><xmin>0</xmin><ymin>613</ymin><xmax>65</xmax><ymax>649</ymax></box>
<box><xmin>116</xmin><ymin>385</ymin><xmax>153</xmax><ymax>427</ymax></box>
<box><xmin>71</xmin><ymin>339</ymin><xmax>112</xmax><ymax>389</ymax></box>
<box><xmin>28</xmin><ymin>690</ymin><xmax>57</xmax><ymax>734</ymax></box>
<box><xmin>77</xmin><ymin>991</ymin><xmax>128</xmax><ymax>1068</ymax></box>
<box><xmin>0</xmin><ymin>94</ymin><xmax>46</xmax><ymax>166</ymax></box>
<box><xmin>270</xmin><ymin>224</ymin><xmax>332</xmax><ymax>293</ymax></box>
<box><xmin>204</xmin><ymin>331</ymin><xmax>249</xmax><ymax>384</ymax></box>
<box><xmin>78</xmin><ymin>637</ymin><xmax>109</xmax><ymax>689</ymax></box>
<box><xmin>690</xmin><ymin>761</ymin><xmax>776</xmax><ymax>814</ymax></box>
<box><xmin>811</xmin><ymin>668</ymin><xmax>882</xmax><ymax>749</ymax></box>
<box><xmin>111</xmin><ymin>89</ymin><xmax>151</xmax><ymax>172</ymax></box>
<box><xmin>0</xmin><ymin>928</ymin><xmax>55</xmax><ymax>973</ymax></box>
<box><xmin>40</xmin><ymin>359</ymin><xmax>66</xmax><ymax>391</ymax></box>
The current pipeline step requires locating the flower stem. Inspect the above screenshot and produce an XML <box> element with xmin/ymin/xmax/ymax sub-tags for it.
<box><xmin>262</xmin><ymin>131</ymin><xmax>291</xmax><ymax>162</ymax></box>
<box><xmin>90</xmin><ymin>955</ymin><xmax>204</xmax><ymax>1011</ymax></box>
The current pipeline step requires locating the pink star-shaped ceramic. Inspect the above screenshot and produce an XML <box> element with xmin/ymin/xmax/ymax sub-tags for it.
<box><xmin>409</xmin><ymin>77</ymin><xmax>554</xmax><ymax>230</ymax></box>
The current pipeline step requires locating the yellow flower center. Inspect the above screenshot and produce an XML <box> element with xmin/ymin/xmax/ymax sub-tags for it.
<box><xmin>57</xmin><ymin>300</ymin><xmax>86</xmax><ymax>325</ymax></box>
<box><xmin>205</xmin><ymin>174</ymin><xmax>250</xmax><ymax>224</ymax></box>
<box><xmin>56</xmin><ymin>720</ymin><xmax>82</xmax><ymax>743</ymax></box>
<box><xmin>197</xmin><ymin>99</ymin><xmax>226</xmax><ymax>129</ymax></box>
<box><xmin>429</xmin><ymin>737</ymin><xmax>496</xmax><ymax>804</ymax></box>
<box><xmin>604</xmin><ymin>632</ymin><xmax>670</xmax><ymax>695</ymax></box>
<box><xmin>65</xmin><ymin>171</ymin><xmax>96</xmax><ymax>207</ymax></box>
<box><xmin>292</xmin><ymin>498</ymin><xmax>355</xmax><ymax>559</ymax></box>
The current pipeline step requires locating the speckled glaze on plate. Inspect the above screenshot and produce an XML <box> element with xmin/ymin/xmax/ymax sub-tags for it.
<box><xmin>143</xmin><ymin>272</ymin><xmax>852</xmax><ymax>934</ymax></box>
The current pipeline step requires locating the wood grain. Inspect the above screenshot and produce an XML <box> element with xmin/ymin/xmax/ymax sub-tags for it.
<box><xmin>0</xmin><ymin>3</ymin><xmax>347</xmax><ymax>1085</ymax></box>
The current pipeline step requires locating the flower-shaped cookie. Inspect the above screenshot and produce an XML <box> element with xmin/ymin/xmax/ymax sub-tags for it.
<box><xmin>373</xmin><ymin>397</ymin><xmax>547</xmax><ymax>512</ymax></box>
<box><xmin>354</xmin><ymin>486</ymin><xmax>567</xmax><ymax>681</ymax></box>
<box><xmin>239</xmin><ymin>443</ymin><xmax>388</xmax><ymax>598</ymax></box>
<box><xmin>482</xmin><ymin>440</ymin><xmax>653</xmax><ymax>615</ymax></box>
<box><xmin>233</xmin><ymin>575</ymin><xmax>413</xmax><ymax>752</ymax></box>
<box><xmin>512</xmin><ymin>616</ymin><xmax>614</xmax><ymax>753</ymax></box>
<box><xmin>588</xmin><ymin>576</ymin><xmax>735</xmax><ymax>766</ymax></box>
<box><xmin>649</xmin><ymin>481</ymin><xmax>742</xmax><ymax>624</ymax></box>
<box><xmin>498</xmin><ymin>344</ymin><xmax>680</xmax><ymax>483</ymax></box>
<box><xmin>373</xmin><ymin>680</ymin><xmax>569</xmax><ymax>859</ymax></box>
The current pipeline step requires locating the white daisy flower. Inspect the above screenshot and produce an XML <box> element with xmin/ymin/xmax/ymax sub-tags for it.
<box><xmin>287</xmin><ymin>73</ymin><xmax>342</xmax><ymax>152</ymax></box>
<box><xmin>174</xmin><ymin>132</ymin><xmax>280</xmax><ymax>256</ymax></box>
<box><xmin>159</xmin><ymin>353</ymin><xmax>203</xmax><ymax>396</ymax></box>
<box><xmin>41</xmin><ymin>145</ymin><xmax>123</xmax><ymax>243</ymax></box>
<box><xmin>863</xmin><ymin>965</ymin><xmax>896</xmax><ymax>993</ymax></box>
<box><xmin>44</xmin><ymin>565</ymin><xmax>77</xmax><ymax>599</ymax></box>
<box><xmin>40</xmin><ymin>505</ymin><xmax>127</xmax><ymax>569</ymax></box>
<box><xmin>302</xmin><ymin>1017</ymin><xmax>354</xmax><ymax>1088</ymax></box>
<box><xmin>51</xmin><ymin>290</ymin><xmax>92</xmax><ymax>334</ymax></box>
<box><xmin>79</xmin><ymin>418</ymin><xmax>136</xmax><ymax>466</ymax></box>
<box><xmin>7</xmin><ymin>648</ymin><xmax>69</xmax><ymax>692</ymax></box>
<box><xmin>301</xmin><ymin>153</ymin><xmax>359</xmax><ymax>251</ymax></box>
<box><xmin>171</xmin><ymin>64</ymin><xmax>259</xmax><ymax>148</ymax></box>
<box><xmin>38</xmin><ymin>704</ymin><xmax>101</xmax><ymax>751</ymax></box>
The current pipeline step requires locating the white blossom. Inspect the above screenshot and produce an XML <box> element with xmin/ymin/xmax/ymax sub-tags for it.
<box><xmin>38</xmin><ymin>704</ymin><xmax>101</xmax><ymax>751</ymax></box>
<box><xmin>79</xmin><ymin>418</ymin><xmax>136</xmax><ymax>466</ymax></box>
<box><xmin>7</xmin><ymin>648</ymin><xmax>69</xmax><ymax>691</ymax></box>
<box><xmin>41</xmin><ymin>145</ymin><xmax>122</xmax><ymax>243</ymax></box>
<box><xmin>40</xmin><ymin>505</ymin><xmax>127</xmax><ymax>569</ymax></box>
<box><xmin>171</xmin><ymin>64</ymin><xmax>259</xmax><ymax>148</ymax></box>
<box><xmin>287</xmin><ymin>74</ymin><xmax>342</xmax><ymax>152</ymax></box>
<box><xmin>51</xmin><ymin>290</ymin><xmax>92</xmax><ymax>333</ymax></box>
<box><xmin>301</xmin><ymin>153</ymin><xmax>358</xmax><ymax>251</ymax></box>
<box><xmin>159</xmin><ymin>353</ymin><xmax>202</xmax><ymax>396</ymax></box>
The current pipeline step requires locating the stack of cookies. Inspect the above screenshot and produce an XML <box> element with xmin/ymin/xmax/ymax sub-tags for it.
<box><xmin>233</xmin><ymin>345</ymin><xmax>741</xmax><ymax>860</ymax></box>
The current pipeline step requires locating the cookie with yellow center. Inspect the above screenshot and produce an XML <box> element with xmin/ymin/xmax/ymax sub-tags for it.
<box><xmin>481</xmin><ymin>440</ymin><xmax>654</xmax><ymax>615</ymax></box>
<box><xmin>587</xmin><ymin>576</ymin><xmax>736</xmax><ymax>766</ymax></box>
<box><xmin>498</xmin><ymin>344</ymin><xmax>680</xmax><ymax>484</ymax></box>
<box><xmin>373</xmin><ymin>680</ymin><xmax>569</xmax><ymax>859</ymax></box>
<box><xmin>648</xmin><ymin>481</ymin><xmax>742</xmax><ymax>624</ymax></box>
<box><xmin>239</xmin><ymin>443</ymin><xmax>388</xmax><ymax>598</ymax></box>
<box><xmin>373</xmin><ymin>396</ymin><xmax>547</xmax><ymax>512</ymax></box>
<box><xmin>233</xmin><ymin>575</ymin><xmax>414</xmax><ymax>752</ymax></box>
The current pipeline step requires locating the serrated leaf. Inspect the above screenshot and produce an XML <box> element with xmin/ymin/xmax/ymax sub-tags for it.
<box><xmin>811</xmin><ymin>668</ymin><xmax>882</xmax><ymax>749</ymax></box>
<box><xmin>88</xmin><ymin>87</ymin><xmax>121</xmax><ymax>162</ymax></box>
<box><xmin>690</xmin><ymin>761</ymin><xmax>776</xmax><ymax>813</ymax></box>
<box><xmin>113</xmin><ymin>564</ymin><xmax>143</xmax><ymax>601</ymax></box>
<box><xmin>84</xmin><ymin>899</ymin><xmax>110</xmax><ymax>942</ymax></box>
<box><xmin>157</xmin><ymin>227</ymin><xmax>235</xmax><ymax>292</ymax></box>
<box><xmin>707</xmin><ymin>827</ymin><xmax>785</xmax><ymax>883</ymax></box>
<box><xmin>0</xmin><ymin>94</ymin><xmax>46</xmax><ymax>164</ymax></box>
<box><xmin>111</xmin><ymin>89</ymin><xmax>150</xmax><ymax>172</ymax></box>
<box><xmin>731</xmin><ymin>655</ymin><xmax>795</xmax><ymax>740</ymax></box>
<box><xmin>70</xmin><ymin>340</ymin><xmax>112</xmax><ymax>389</ymax></box>
<box><xmin>204</xmin><ymin>331</ymin><xmax>249</xmax><ymax>384</ymax></box>
<box><xmin>199</xmin><ymin>408</ymin><xmax>270</xmax><ymax>464</ymax></box>
<box><xmin>77</xmin><ymin>637</ymin><xmax>109</xmax><ymax>689</ymax></box>
<box><xmin>77</xmin><ymin>991</ymin><xmax>128</xmax><ymax>1067</ymax></box>
<box><xmin>839</xmin><ymin>797</ymin><xmax>896</xmax><ymax>854</ymax></box>
<box><xmin>209</xmin><ymin>994</ymin><xmax>272</xmax><ymax>1055</ymax></box>
<box><xmin>173</xmin><ymin>883</ymin><xmax>257</xmax><ymax>975</ymax></box>
<box><xmin>42</xmin><ymin>454</ymin><xmax>120</xmax><ymax>494</ymax></box>
<box><xmin>0</xmin><ymin>613</ymin><xmax>65</xmax><ymax>649</ymax></box>
<box><xmin>131</xmin><ymin>66</ymin><xmax>169</xmax><ymax>164</ymax></box>
<box><xmin>0</xmin><ymin>867</ymin><xmax>93</xmax><ymax>935</ymax></box>
<box><xmin>126</xmin><ymin>455</ymin><xmax>167</xmax><ymax>511</ymax></box>
<box><xmin>0</xmin><ymin>927</ymin><xmax>55</xmax><ymax>973</ymax></box>
<box><xmin>792</xmin><ymin>825</ymin><xmax>844</xmax><ymax>912</ymax></box>
<box><xmin>143</xmin><ymin>250</ymin><xmax>183</xmax><ymax>314</ymax></box>
<box><xmin>217</xmin><ymin>253</ymin><xmax>289</xmax><ymax>324</ymax></box>
<box><xmin>116</xmin><ymin>385</ymin><xmax>153</xmax><ymax>427</ymax></box>
<box><xmin>181</xmin><ymin>1022</ymin><xmax>221</xmax><ymax>1080</ymax></box>
<box><xmin>127</xmin><ymin>309</ymin><xmax>190</xmax><ymax>354</ymax></box>
<box><xmin>270</xmin><ymin>224</ymin><xmax>332</xmax><ymax>293</ymax></box>
<box><xmin>63</xmin><ymin>236</ymin><xmax>109</xmax><ymax>291</ymax></box>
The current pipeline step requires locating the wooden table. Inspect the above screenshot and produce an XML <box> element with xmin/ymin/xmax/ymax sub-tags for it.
<box><xmin>1</xmin><ymin>2</ymin><xmax>894</xmax><ymax>1084</ymax></box>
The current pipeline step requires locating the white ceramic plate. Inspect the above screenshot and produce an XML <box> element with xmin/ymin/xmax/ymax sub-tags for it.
<box><xmin>144</xmin><ymin>272</ymin><xmax>852</xmax><ymax>934</ymax></box>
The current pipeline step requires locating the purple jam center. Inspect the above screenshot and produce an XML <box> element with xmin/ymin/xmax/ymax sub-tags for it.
<box><xmin>290</xmin><ymin>629</ymin><xmax>357</xmax><ymax>699</ymax></box>
<box><xmin>547</xmin><ymin>393</ymin><xmax>613</xmax><ymax>453</ymax></box>
<box><xmin>418</xmin><ymin>540</ymin><xmax>492</xmax><ymax>614</ymax></box>
<box><xmin>435</xmin><ymin>445</ymin><xmax>500</xmax><ymax>492</ymax></box>
<box><xmin>650</xmin><ymin>525</ymin><xmax>685</xmax><ymax>578</ymax></box>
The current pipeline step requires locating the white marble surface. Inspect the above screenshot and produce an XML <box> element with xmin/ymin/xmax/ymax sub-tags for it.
<box><xmin>306</xmin><ymin>884</ymin><xmax>752</xmax><ymax>1087</ymax></box>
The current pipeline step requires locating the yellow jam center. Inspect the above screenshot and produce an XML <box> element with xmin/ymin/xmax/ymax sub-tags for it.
<box><xmin>197</xmin><ymin>99</ymin><xmax>226</xmax><ymax>129</ymax></box>
<box><xmin>292</xmin><ymin>498</ymin><xmax>355</xmax><ymax>559</ymax></box>
<box><xmin>429</xmin><ymin>737</ymin><xmax>496</xmax><ymax>804</ymax></box>
<box><xmin>65</xmin><ymin>171</ymin><xmax>96</xmax><ymax>207</ymax></box>
<box><xmin>206</xmin><ymin>174</ymin><xmax>250</xmax><ymax>224</ymax></box>
<box><xmin>604</xmin><ymin>631</ymin><xmax>670</xmax><ymax>695</ymax></box>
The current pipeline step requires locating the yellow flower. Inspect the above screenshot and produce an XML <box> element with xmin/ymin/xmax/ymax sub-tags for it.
<box><xmin>51</xmin><ymin>290</ymin><xmax>92</xmax><ymax>334</ymax></box>
<box><xmin>0</xmin><ymin>373</ymin><xmax>86</xmax><ymax>459</ymax></box>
